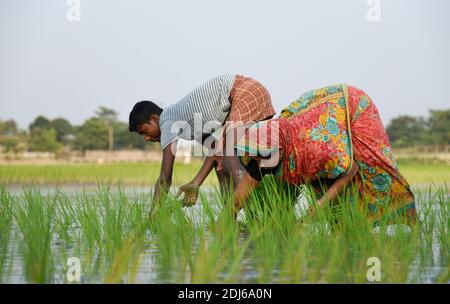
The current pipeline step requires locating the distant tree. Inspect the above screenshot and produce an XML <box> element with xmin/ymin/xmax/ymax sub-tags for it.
<box><xmin>113</xmin><ymin>122</ymin><xmax>146</xmax><ymax>149</ymax></box>
<box><xmin>73</xmin><ymin>118</ymin><xmax>109</xmax><ymax>152</ymax></box>
<box><xmin>29</xmin><ymin>116</ymin><xmax>51</xmax><ymax>133</ymax></box>
<box><xmin>0</xmin><ymin>119</ymin><xmax>19</xmax><ymax>136</ymax></box>
<box><xmin>95</xmin><ymin>106</ymin><xmax>118</xmax><ymax>151</ymax></box>
<box><xmin>96</xmin><ymin>106</ymin><xmax>118</xmax><ymax>123</ymax></box>
<box><xmin>29</xmin><ymin>128</ymin><xmax>61</xmax><ymax>153</ymax></box>
<box><xmin>427</xmin><ymin>109</ymin><xmax>450</xmax><ymax>145</ymax></box>
<box><xmin>0</xmin><ymin>119</ymin><xmax>24</xmax><ymax>155</ymax></box>
<box><xmin>51</xmin><ymin>117</ymin><xmax>74</xmax><ymax>144</ymax></box>
<box><xmin>386</xmin><ymin>115</ymin><xmax>427</xmax><ymax>147</ymax></box>
<box><xmin>0</xmin><ymin>137</ymin><xmax>22</xmax><ymax>154</ymax></box>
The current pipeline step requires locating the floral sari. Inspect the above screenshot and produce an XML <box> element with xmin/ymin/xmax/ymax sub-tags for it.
<box><xmin>236</xmin><ymin>84</ymin><xmax>416</xmax><ymax>224</ymax></box>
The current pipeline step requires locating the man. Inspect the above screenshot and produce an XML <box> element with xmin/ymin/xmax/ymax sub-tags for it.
<box><xmin>129</xmin><ymin>73</ymin><xmax>275</xmax><ymax>212</ymax></box>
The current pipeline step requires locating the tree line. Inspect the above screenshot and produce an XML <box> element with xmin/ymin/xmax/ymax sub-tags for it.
<box><xmin>385</xmin><ymin>109</ymin><xmax>449</xmax><ymax>148</ymax></box>
<box><xmin>0</xmin><ymin>106</ymin><xmax>156</xmax><ymax>156</ymax></box>
<box><xmin>0</xmin><ymin>107</ymin><xmax>449</xmax><ymax>155</ymax></box>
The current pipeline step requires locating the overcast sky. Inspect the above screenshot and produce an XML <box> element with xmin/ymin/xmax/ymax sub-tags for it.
<box><xmin>1</xmin><ymin>0</ymin><xmax>449</xmax><ymax>129</ymax></box>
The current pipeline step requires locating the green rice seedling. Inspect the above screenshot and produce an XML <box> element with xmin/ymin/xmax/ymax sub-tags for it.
<box><xmin>192</xmin><ymin>186</ymin><xmax>252</xmax><ymax>282</ymax></box>
<box><xmin>313</xmin><ymin>191</ymin><xmax>413</xmax><ymax>283</ymax></box>
<box><xmin>231</xmin><ymin>179</ymin><xmax>447</xmax><ymax>283</ymax></box>
<box><xmin>301</xmin><ymin>211</ymin><xmax>340</xmax><ymax>283</ymax></box>
<box><xmin>104</xmin><ymin>232</ymin><xmax>146</xmax><ymax>284</ymax></box>
<box><xmin>149</xmin><ymin>191</ymin><xmax>196</xmax><ymax>283</ymax></box>
<box><xmin>148</xmin><ymin>185</ymin><xmax>245</xmax><ymax>283</ymax></box>
<box><xmin>97</xmin><ymin>186</ymin><xmax>127</xmax><ymax>260</ymax></box>
<box><xmin>50</xmin><ymin>191</ymin><xmax>82</xmax><ymax>282</ymax></box>
<box><xmin>237</xmin><ymin>177</ymin><xmax>304</xmax><ymax>283</ymax></box>
<box><xmin>189</xmin><ymin>191</ymin><xmax>244</xmax><ymax>283</ymax></box>
<box><xmin>0</xmin><ymin>187</ymin><xmax>14</xmax><ymax>282</ymax></box>
<box><xmin>434</xmin><ymin>185</ymin><xmax>449</xmax><ymax>264</ymax></box>
<box><xmin>54</xmin><ymin>192</ymin><xmax>78</xmax><ymax>244</ymax></box>
<box><xmin>412</xmin><ymin>184</ymin><xmax>449</xmax><ymax>283</ymax></box>
<box><xmin>101</xmin><ymin>186</ymin><xmax>149</xmax><ymax>283</ymax></box>
<box><xmin>12</xmin><ymin>189</ymin><xmax>56</xmax><ymax>283</ymax></box>
<box><xmin>188</xmin><ymin>228</ymin><xmax>223</xmax><ymax>283</ymax></box>
<box><xmin>153</xmin><ymin>180</ymin><xmax>447</xmax><ymax>284</ymax></box>
<box><xmin>52</xmin><ymin>184</ymin><xmax>151</xmax><ymax>283</ymax></box>
<box><xmin>278</xmin><ymin>228</ymin><xmax>308</xmax><ymax>283</ymax></box>
<box><xmin>73</xmin><ymin>189</ymin><xmax>104</xmax><ymax>276</ymax></box>
<box><xmin>0</xmin><ymin>178</ymin><xmax>447</xmax><ymax>283</ymax></box>
<box><xmin>222</xmin><ymin>234</ymin><xmax>253</xmax><ymax>283</ymax></box>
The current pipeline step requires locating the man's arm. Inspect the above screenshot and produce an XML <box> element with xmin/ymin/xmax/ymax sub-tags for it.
<box><xmin>177</xmin><ymin>156</ymin><xmax>216</xmax><ymax>206</ymax></box>
<box><xmin>191</xmin><ymin>155</ymin><xmax>216</xmax><ymax>186</ymax></box>
<box><xmin>150</xmin><ymin>142</ymin><xmax>177</xmax><ymax>214</ymax></box>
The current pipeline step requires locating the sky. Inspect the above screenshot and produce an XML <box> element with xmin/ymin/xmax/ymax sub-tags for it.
<box><xmin>1</xmin><ymin>0</ymin><xmax>449</xmax><ymax>129</ymax></box>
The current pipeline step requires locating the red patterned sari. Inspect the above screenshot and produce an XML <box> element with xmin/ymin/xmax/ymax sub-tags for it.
<box><xmin>236</xmin><ymin>84</ymin><xmax>416</xmax><ymax>224</ymax></box>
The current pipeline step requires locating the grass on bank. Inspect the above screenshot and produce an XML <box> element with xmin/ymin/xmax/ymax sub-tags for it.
<box><xmin>0</xmin><ymin>160</ymin><xmax>448</xmax><ymax>187</ymax></box>
<box><xmin>0</xmin><ymin>160</ymin><xmax>216</xmax><ymax>186</ymax></box>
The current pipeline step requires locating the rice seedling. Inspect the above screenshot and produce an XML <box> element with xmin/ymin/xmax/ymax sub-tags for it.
<box><xmin>100</xmin><ymin>187</ymin><xmax>149</xmax><ymax>283</ymax></box>
<box><xmin>0</xmin><ymin>187</ymin><xmax>14</xmax><ymax>282</ymax></box>
<box><xmin>0</xmin><ymin>176</ymin><xmax>447</xmax><ymax>284</ymax></box>
<box><xmin>188</xmin><ymin>198</ymin><xmax>244</xmax><ymax>283</ymax></box>
<box><xmin>11</xmin><ymin>189</ymin><xmax>56</xmax><ymax>283</ymax></box>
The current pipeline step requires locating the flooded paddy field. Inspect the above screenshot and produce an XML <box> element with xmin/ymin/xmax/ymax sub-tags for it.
<box><xmin>0</xmin><ymin>162</ymin><xmax>448</xmax><ymax>283</ymax></box>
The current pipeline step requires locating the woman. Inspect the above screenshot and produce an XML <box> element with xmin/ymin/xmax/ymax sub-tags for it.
<box><xmin>233</xmin><ymin>84</ymin><xmax>416</xmax><ymax>225</ymax></box>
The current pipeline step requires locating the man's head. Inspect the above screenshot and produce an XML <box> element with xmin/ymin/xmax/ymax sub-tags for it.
<box><xmin>129</xmin><ymin>101</ymin><xmax>163</xmax><ymax>143</ymax></box>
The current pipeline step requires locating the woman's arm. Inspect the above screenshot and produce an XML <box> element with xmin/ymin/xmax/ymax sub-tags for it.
<box><xmin>232</xmin><ymin>171</ymin><xmax>260</xmax><ymax>218</ymax></box>
<box><xmin>316</xmin><ymin>161</ymin><xmax>359</xmax><ymax>208</ymax></box>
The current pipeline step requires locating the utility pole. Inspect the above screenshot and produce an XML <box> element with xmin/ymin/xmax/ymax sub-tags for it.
<box><xmin>108</xmin><ymin>125</ymin><xmax>113</xmax><ymax>152</ymax></box>
<box><xmin>96</xmin><ymin>106</ymin><xmax>118</xmax><ymax>152</ymax></box>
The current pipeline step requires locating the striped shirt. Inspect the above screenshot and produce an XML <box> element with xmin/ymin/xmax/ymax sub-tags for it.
<box><xmin>159</xmin><ymin>74</ymin><xmax>237</xmax><ymax>150</ymax></box>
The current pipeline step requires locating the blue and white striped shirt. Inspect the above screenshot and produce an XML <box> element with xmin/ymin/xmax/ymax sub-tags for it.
<box><xmin>159</xmin><ymin>74</ymin><xmax>236</xmax><ymax>150</ymax></box>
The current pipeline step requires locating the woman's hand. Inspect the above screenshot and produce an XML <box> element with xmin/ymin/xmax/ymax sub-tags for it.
<box><xmin>302</xmin><ymin>199</ymin><xmax>325</xmax><ymax>222</ymax></box>
<box><xmin>176</xmin><ymin>181</ymin><xmax>200</xmax><ymax>207</ymax></box>
<box><xmin>314</xmin><ymin>161</ymin><xmax>359</xmax><ymax>210</ymax></box>
<box><xmin>232</xmin><ymin>172</ymin><xmax>260</xmax><ymax>219</ymax></box>
<box><xmin>306</xmin><ymin>202</ymin><xmax>321</xmax><ymax>218</ymax></box>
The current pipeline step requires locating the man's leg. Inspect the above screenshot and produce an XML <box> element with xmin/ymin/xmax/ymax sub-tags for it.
<box><xmin>214</xmin><ymin>154</ymin><xmax>246</xmax><ymax>199</ymax></box>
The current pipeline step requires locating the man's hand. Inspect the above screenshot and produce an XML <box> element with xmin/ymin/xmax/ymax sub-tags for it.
<box><xmin>176</xmin><ymin>181</ymin><xmax>200</xmax><ymax>207</ymax></box>
<box><xmin>149</xmin><ymin>142</ymin><xmax>176</xmax><ymax>223</ymax></box>
<box><xmin>176</xmin><ymin>155</ymin><xmax>216</xmax><ymax>207</ymax></box>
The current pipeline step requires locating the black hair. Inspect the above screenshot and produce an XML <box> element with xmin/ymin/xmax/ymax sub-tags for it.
<box><xmin>128</xmin><ymin>101</ymin><xmax>163</xmax><ymax>132</ymax></box>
